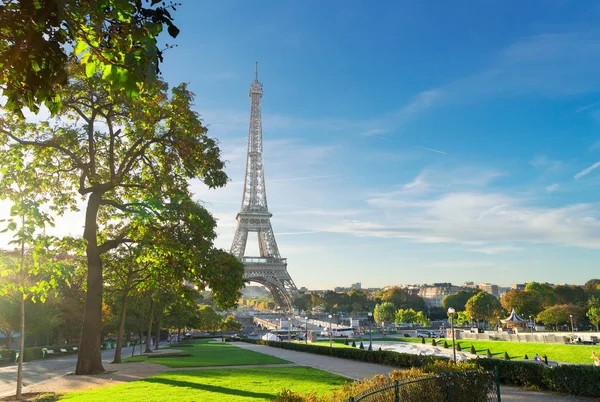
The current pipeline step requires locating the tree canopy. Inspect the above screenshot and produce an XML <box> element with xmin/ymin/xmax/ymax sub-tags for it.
<box><xmin>442</xmin><ymin>290</ymin><xmax>478</xmax><ymax>311</ymax></box>
<box><xmin>0</xmin><ymin>0</ymin><xmax>180</xmax><ymax>115</ymax></box>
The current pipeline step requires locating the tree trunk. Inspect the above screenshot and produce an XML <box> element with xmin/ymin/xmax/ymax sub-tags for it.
<box><xmin>145</xmin><ymin>297</ymin><xmax>155</xmax><ymax>353</ymax></box>
<box><xmin>154</xmin><ymin>318</ymin><xmax>161</xmax><ymax>351</ymax></box>
<box><xmin>112</xmin><ymin>268</ymin><xmax>133</xmax><ymax>364</ymax></box>
<box><xmin>76</xmin><ymin>193</ymin><xmax>105</xmax><ymax>375</ymax></box>
<box><xmin>16</xmin><ymin>293</ymin><xmax>24</xmax><ymax>400</ymax></box>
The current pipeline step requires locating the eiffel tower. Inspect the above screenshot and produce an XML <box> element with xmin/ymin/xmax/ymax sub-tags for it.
<box><xmin>230</xmin><ymin>63</ymin><xmax>298</xmax><ymax>311</ymax></box>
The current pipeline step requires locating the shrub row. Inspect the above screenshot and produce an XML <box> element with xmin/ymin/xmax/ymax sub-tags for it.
<box><xmin>22</xmin><ymin>345</ymin><xmax>79</xmax><ymax>362</ymax></box>
<box><xmin>477</xmin><ymin>359</ymin><xmax>600</xmax><ymax>397</ymax></box>
<box><xmin>242</xmin><ymin>339</ymin><xmax>446</xmax><ymax>368</ymax></box>
<box><xmin>244</xmin><ymin>340</ymin><xmax>600</xmax><ymax>398</ymax></box>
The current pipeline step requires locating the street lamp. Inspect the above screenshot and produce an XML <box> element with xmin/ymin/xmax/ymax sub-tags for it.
<box><xmin>304</xmin><ymin>314</ymin><xmax>309</xmax><ymax>345</ymax></box>
<box><xmin>367</xmin><ymin>312</ymin><xmax>373</xmax><ymax>351</ymax></box>
<box><xmin>328</xmin><ymin>314</ymin><xmax>333</xmax><ymax>348</ymax></box>
<box><xmin>288</xmin><ymin>310</ymin><xmax>291</xmax><ymax>342</ymax></box>
<box><xmin>529</xmin><ymin>315</ymin><xmax>533</xmax><ymax>334</ymax></box>
<box><xmin>570</xmin><ymin>314</ymin><xmax>574</xmax><ymax>337</ymax></box>
<box><xmin>448</xmin><ymin>307</ymin><xmax>456</xmax><ymax>364</ymax></box>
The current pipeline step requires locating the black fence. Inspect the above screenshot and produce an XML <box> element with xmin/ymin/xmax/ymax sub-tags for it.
<box><xmin>347</xmin><ymin>370</ymin><xmax>501</xmax><ymax>402</ymax></box>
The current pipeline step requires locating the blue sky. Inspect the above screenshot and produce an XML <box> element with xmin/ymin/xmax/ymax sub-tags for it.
<box><xmin>154</xmin><ymin>1</ymin><xmax>600</xmax><ymax>289</ymax></box>
<box><xmin>4</xmin><ymin>1</ymin><xmax>600</xmax><ymax>289</ymax></box>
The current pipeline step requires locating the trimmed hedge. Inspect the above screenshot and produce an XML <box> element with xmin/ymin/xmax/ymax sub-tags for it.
<box><xmin>242</xmin><ymin>339</ymin><xmax>445</xmax><ymax>368</ymax></box>
<box><xmin>477</xmin><ymin>359</ymin><xmax>600</xmax><ymax>397</ymax></box>
<box><xmin>23</xmin><ymin>345</ymin><xmax>79</xmax><ymax>362</ymax></box>
<box><xmin>243</xmin><ymin>340</ymin><xmax>600</xmax><ymax>398</ymax></box>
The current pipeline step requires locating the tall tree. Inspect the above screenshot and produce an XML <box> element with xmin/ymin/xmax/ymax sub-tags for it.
<box><xmin>500</xmin><ymin>289</ymin><xmax>543</xmax><ymax>317</ymax></box>
<box><xmin>465</xmin><ymin>292</ymin><xmax>503</xmax><ymax>325</ymax></box>
<box><xmin>373</xmin><ymin>302</ymin><xmax>396</xmax><ymax>326</ymax></box>
<box><xmin>0</xmin><ymin>69</ymin><xmax>235</xmax><ymax>374</ymax></box>
<box><xmin>442</xmin><ymin>290</ymin><xmax>478</xmax><ymax>311</ymax></box>
<box><xmin>0</xmin><ymin>0</ymin><xmax>180</xmax><ymax>115</ymax></box>
<box><xmin>525</xmin><ymin>282</ymin><xmax>556</xmax><ymax>309</ymax></box>
<box><xmin>377</xmin><ymin>287</ymin><xmax>426</xmax><ymax>311</ymax></box>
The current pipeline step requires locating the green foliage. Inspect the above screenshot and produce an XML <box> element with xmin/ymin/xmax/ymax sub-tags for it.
<box><xmin>465</xmin><ymin>292</ymin><xmax>503</xmax><ymax>323</ymax></box>
<box><xmin>375</xmin><ymin>287</ymin><xmax>426</xmax><ymax>311</ymax></box>
<box><xmin>220</xmin><ymin>315</ymin><xmax>243</xmax><ymax>332</ymax></box>
<box><xmin>197</xmin><ymin>305</ymin><xmax>222</xmax><ymax>333</ymax></box>
<box><xmin>524</xmin><ymin>354</ymin><xmax>529</xmax><ymax>359</ymax></box>
<box><xmin>442</xmin><ymin>290</ymin><xmax>478</xmax><ymax>311</ymax></box>
<box><xmin>351</xmin><ymin>341</ymin><xmax>356</xmax><ymax>348</ymax></box>
<box><xmin>504</xmin><ymin>351</ymin><xmax>510</xmax><ymax>360</ymax></box>
<box><xmin>431</xmin><ymin>339</ymin><xmax>436</xmax><ymax>346</ymax></box>
<box><xmin>0</xmin><ymin>0</ymin><xmax>180</xmax><ymax>115</ymax></box>
<box><xmin>421</xmin><ymin>337</ymin><xmax>425</xmax><ymax>344</ymax></box>
<box><xmin>586</xmin><ymin>305</ymin><xmax>600</xmax><ymax>330</ymax></box>
<box><xmin>486</xmin><ymin>349</ymin><xmax>492</xmax><ymax>358</ymax></box>
<box><xmin>470</xmin><ymin>345</ymin><xmax>476</xmax><ymax>354</ymax></box>
<box><xmin>477</xmin><ymin>359</ymin><xmax>600</xmax><ymax>398</ymax></box>
<box><xmin>373</xmin><ymin>302</ymin><xmax>396</xmax><ymax>326</ymax></box>
<box><xmin>443</xmin><ymin>340</ymin><xmax>449</xmax><ymax>348</ymax></box>
<box><xmin>359</xmin><ymin>342</ymin><xmax>364</xmax><ymax>349</ymax></box>
<box><xmin>395</xmin><ymin>308</ymin><xmax>416</xmax><ymax>324</ymax></box>
<box><xmin>343</xmin><ymin>338</ymin><xmax>348</xmax><ymax>346</ymax></box>
<box><xmin>536</xmin><ymin>304</ymin><xmax>584</xmax><ymax>330</ymax></box>
<box><xmin>243</xmin><ymin>339</ymin><xmax>448</xmax><ymax>369</ymax></box>
<box><xmin>456</xmin><ymin>343</ymin><xmax>462</xmax><ymax>351</ymax></box>
<box><xmin>525</xmin><ymin>282</ymin><xmax>557</xmax><ymax>308</ymax></box>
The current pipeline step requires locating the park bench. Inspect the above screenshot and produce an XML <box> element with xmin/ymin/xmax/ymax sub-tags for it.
<box><xmin>42</xmin><ymin>348</ymin><xmax>56</xmax><ymax>358</ymax></box>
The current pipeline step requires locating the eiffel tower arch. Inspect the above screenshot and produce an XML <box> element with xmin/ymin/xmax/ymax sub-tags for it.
<box><xmin>230</xmin><ymin>64</ymin><xmax>298</xmax><ymax>311</ymax></box>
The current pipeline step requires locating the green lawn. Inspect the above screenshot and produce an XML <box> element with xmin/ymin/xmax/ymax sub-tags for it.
<box><xmin>124</xmin><ymin>339</ymin><xmax>288</xmax><ymax>367</ymax></box>
<box><xmin>59</xmin><ymin>367</ymin><xmax>350</xmax><ymax>401</ymax></box>
<box><xmin>393</xmin><ymin>337</ymin><xmax>597</xmax><ymax>364</ymax></box>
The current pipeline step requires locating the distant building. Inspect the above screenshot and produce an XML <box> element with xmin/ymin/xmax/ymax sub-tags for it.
<box><xmin>511</xmin><ymin>283</ymin><xmax>527</xmax><ymax>291</ymax></box>
<box><xmin>241</xmin><ymin>285</ymin><xmax>270</xmax><ymax>298</ymax></box>
<box><xmin>478</xmin><ymin>283</ymin><xmax>499</xmax><ymax>299</ymax></box>
<box><xmin>419</xmin><ymin>283</ymin><xmax>458</xmax><ymax>307</ymax></box>
<box><xmin>351</xmin><ymin>282</ymin><xmax>362</xmax><ymax>290</ymax></box>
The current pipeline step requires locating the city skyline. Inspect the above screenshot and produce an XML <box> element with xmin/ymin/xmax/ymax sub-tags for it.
<box><xmin>3</xmin><ymin>1</ymin><xmax>600</xmax><ymax>289</ymax></box>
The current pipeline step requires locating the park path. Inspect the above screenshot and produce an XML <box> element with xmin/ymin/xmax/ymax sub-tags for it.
<box><xmin>235</xmin><ymin>342</ymin><xmax>598</xmax><ymax>402</ymax></box>
<box><xmin>0</xmin><ymin>342</ymin><xmax>169</xmax><ymax>398</ymax></box>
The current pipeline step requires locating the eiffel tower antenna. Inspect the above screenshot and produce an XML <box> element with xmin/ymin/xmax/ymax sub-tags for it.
<box><xmin>230</xmin><ymin>64</ymin><xmax>298</xmax><ymax>310</ymax></box>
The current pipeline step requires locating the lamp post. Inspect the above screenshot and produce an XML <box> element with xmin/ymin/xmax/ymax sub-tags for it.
<box><xmin>288</xmin><ymin>310</ymin><xmax>291</xmax><ymax>342</ymax></box>
<box><xmin>305</xmin><ymin>315</ymin><xmax>308</xmax><ymax>345</ymax></box>
<box><xmin>497</xmin><ymin>316</ymin><xmax>500</xmax><ymax>331</ymax></box>
<box><xmin>328</xmin><ymin>314</ymin><xmax>333</xmax><ymax>348</ymax></box>
<box><xmin>448</xmin><ymin>307</ymin><xmax>456</xmax><ymax>364</ymax></box>
<box><xmin>529</xmin><ymin>315</ymin><xmax>533</xmax><ymax>334</ymax></box>
<box><xmin>570</xmin><ymin>314</ymin><xmax>574</xmax><ymax>337</ymax></box>
<box><xmin>367</xmin><ymin>312</ymin><xmax>373</xmax><ymax>351</ymax></box>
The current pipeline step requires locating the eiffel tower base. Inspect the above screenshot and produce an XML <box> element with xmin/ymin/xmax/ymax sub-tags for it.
<box><xmin>242</xmin><ymin>257</ymin><xmax>297</xmax><ymax>311</ymax></box>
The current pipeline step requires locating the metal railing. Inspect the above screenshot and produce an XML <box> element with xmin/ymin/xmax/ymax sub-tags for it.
<box><xmin>347</xmin><ymin>370</ymin><xmax>500</xmax><ymax>402</ymax></box>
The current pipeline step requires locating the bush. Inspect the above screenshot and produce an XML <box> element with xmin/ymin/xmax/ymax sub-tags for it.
<box><xmin>276</xmin><ymin>361</ymin><xmax>492</xmax><ymax>402</ymax></box>
<box><xmin>470</xmin><ymin>345</ymin><xmax>476</xmax><ymax>354</ymax></box>
<box><xmin>359</xmin><ymin>342</ymin><xmax>364</xmax><ymax>350</ymax></box>
<box><xmin>431</xmin><ymin>339</ymin><xmax>437</xmax><ymax>346</ymax></box>
<box><xmin>524</xmin><ymin>354</ymin><xmax>529</xmax><ymax>360</ymax></box>
<box><xmin>504</xmin><ymin>352</ymin><xmax>510</xmax><ymax>361</ymax></box>
<box><xmin>241</xmin><ymin>339</ymin><xmax>448</xmax><ymax>369</ymax></box>
<box><xmin>477</xmin><ymin>358</ymin><xmax>600</xmax><ymax>397</ymax></box>
<box><xmin>344</xmin><ymin>338</ymin><xmax>349</xmax><ymax>346</ymax></box>
<box><xmin>456</xmin><ymin>343</ymin><xmax>462</xmax><ymax>351</ymax></box>
<box><xmin>443</xmin><ymin>340</ymin><xmax>449</xmax><ymax>348</ymax></box>
<box><xmin>486</xmin><ymin>349</ymin><xmax>492</xmax><ymax>358</ymax></box>
<box><xmin>421</xmin><ymin>337</ymin><xmax>425</xmax><ymax>344</ymax></box>
<box><xmin>351</xmin><ymin>340</ymin><xmax>356</xmax><ymax>348</ymax></box>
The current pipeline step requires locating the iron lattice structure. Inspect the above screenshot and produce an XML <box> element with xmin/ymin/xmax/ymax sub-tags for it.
<box><xmin>230</xmin><ymin>64</ymin><xmax>298</xmax><ymax>310</ymax></box>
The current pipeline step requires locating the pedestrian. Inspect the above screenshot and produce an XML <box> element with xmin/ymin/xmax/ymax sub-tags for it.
<box><xmin>592</xmin><ymin>351</ymin><xmax>600</xmax><ymax>367</ymax></box>
<box><xmin>533</xmin><ymin>353</ymin><xmax>540</xmax><ymax>362</ymax></box>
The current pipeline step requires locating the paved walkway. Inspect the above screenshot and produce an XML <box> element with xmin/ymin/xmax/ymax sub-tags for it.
<box><xmin>0</xmin><ymin>342</ymin><xmax>169</xmax><ymax>398</ymax></box>
<box><xmin>235</xmin><ymin>342</ymin><xmax>598</xmax><ymax>401</ymax></box>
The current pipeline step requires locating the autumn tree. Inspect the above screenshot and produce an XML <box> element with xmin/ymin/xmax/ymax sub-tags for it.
<box><xmin>584</xmin><ymin>279</ymin><xmax>600</xmax><ymax>299</ymax></box>
<box><xmin>0</xmin><ymin>0</ymin><xmax>180</xmax><ymax>115</ymax></box>
<box><xmin>500</xmin><ymin>289</ymin><xmax>543</xmax><ymax>318</ymax></box>
<box><xmin>442</xmin><ymin>290</ymin><xmax>478</xmax><ymax>312</ymax></box>
<box><xmin>373</xmin><ymin>302</ymin><xmax>396</xmax><ymax>326</ymax></box>
<box><xmin>0</xmin><ymin>68</ymin><xmax>239</xmax><ymax>374</ymax></box>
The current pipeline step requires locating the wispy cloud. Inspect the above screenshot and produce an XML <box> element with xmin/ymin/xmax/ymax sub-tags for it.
<box><xmin>591</xmin><ymin>140</ymin><xmax>600</xmax><ymax>150</ymax></box>
<box><xmin>574</xmin><ymin>161</ymin><xmax>600</xmax><ymax>179</ymax></box>
<box><xmin>467</xmin><ymin>246</ymin><xmax>525</xmax><ymax>254</ymax></box>
<box><xmin>546</xmin><ymin>183</ymin><xmax>560</xmax><ymax>192</ymax></box>
<box><xmin>414</xmin><ymin>145</ymin><xmax>447</xmax><ymax>155</ymax></box>
<box><xmin>529</xmin><ymin>154</ymin><xmax>562</xmax><ymax>171</ymax></box>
